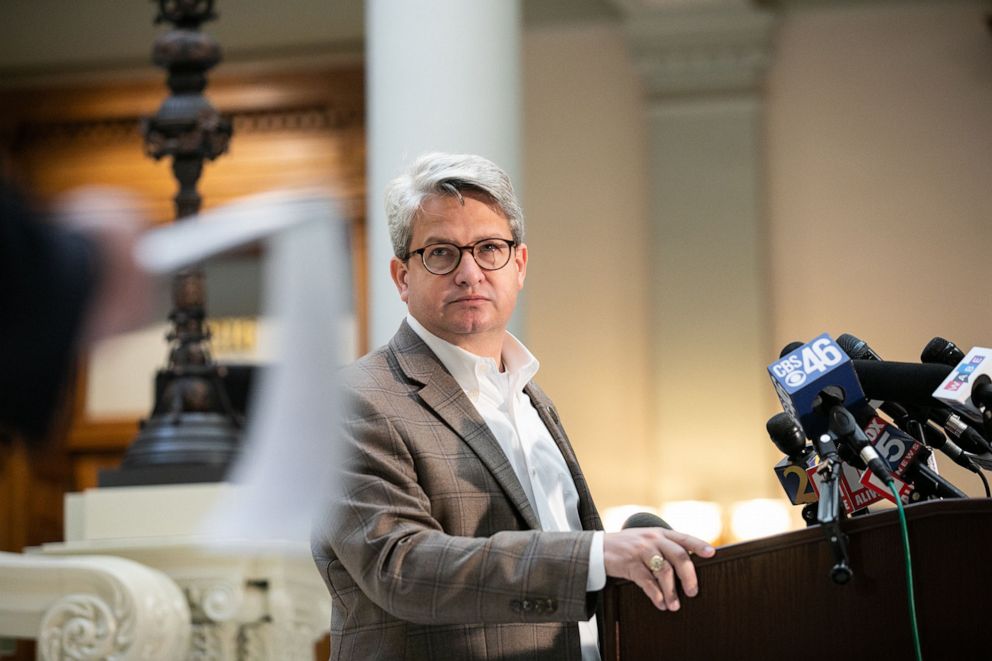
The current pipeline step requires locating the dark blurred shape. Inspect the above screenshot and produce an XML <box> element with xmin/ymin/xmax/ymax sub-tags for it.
<box><xmin>0</xmin><ymin>183</ymin><xmax>101</xmax><ymax>442</ymax></box>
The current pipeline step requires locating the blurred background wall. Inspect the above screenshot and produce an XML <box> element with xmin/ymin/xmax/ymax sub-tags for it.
<box><xmin>1</xmin><ymin>0</ymin><xmax>989</xmax><ymax>552</ymax></box>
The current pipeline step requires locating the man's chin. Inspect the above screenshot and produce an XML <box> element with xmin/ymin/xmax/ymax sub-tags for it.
<box><xmin>443</xmin><ymin>314</ymin><xmax>500</xmax><ymax>337</ymax></box>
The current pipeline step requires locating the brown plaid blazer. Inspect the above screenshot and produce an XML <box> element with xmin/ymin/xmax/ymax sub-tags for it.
<box><xmin>312</xmin><ymin>321</ymin><xmax>603</xmax><ymax>660</ymax></box>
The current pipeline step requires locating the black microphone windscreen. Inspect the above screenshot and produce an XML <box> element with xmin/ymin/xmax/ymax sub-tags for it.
<box><xmin>766</xmin><ymin>412</ymin><xmax>807</xmax><ymax>456</ymax></box>
<box><xmin>852</xmin><ymin>359</ymin><xmax>952</xmax><ymax>409</ymax></box>
<box><xmin>837</xmin><ymin>333</ymin><xmax>881</xmax><ymax>361</ymax></box>
<box><xmin>779</xmin><ymin>341</ymin><xmax>804</xmax><ymax>358</ymax></box>
<box><xmin>921</xmin><ymin>337</ymin><xmax>966</xmax><ymax>367</ymax></box>
<box><xmin>622</xmin><ymin>512</ymin><xmax>673</xmax><ymax>530</ymax></box>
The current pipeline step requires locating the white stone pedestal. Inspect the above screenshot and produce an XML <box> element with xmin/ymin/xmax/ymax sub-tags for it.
<box><xmin>35</xmin><ymin>484</ymin><xmax>331</xmax><ymax>661</ymax></box>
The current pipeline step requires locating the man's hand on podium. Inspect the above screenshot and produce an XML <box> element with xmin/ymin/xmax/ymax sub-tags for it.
<box><xmin>603</xmin><ymin>528</ymin><xmax>716</xmax><ymax>612</ymax></box>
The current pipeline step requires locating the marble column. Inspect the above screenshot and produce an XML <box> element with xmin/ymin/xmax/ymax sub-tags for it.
<box><xmin>366</xmin><ymin>0</ymin><xmax>523</xmax><ymax>348</ymax></box>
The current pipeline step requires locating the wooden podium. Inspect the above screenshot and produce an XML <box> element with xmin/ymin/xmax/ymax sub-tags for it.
<box><xmin>602</xmin><ymin>499</ymin><xmax>992</xmax><ymax>660</ymax></box>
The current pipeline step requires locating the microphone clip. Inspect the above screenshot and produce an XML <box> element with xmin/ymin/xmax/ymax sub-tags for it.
<box><xmin>813</xmin><ymin>432</ymin><xmax>853</xmax><ymax>585</ymax></box>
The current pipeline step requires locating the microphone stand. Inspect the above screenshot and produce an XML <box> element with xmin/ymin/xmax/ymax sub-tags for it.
<box><xmin>813</xmin><ymin>432</ymin><xmax>852</xmax><ymax>585</ymax></box>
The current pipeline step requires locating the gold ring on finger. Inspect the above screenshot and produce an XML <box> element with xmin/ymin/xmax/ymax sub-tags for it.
<box><xmin>648</xmin><ymin>554</ymin><xmax>666</xmax><ymax>573</ymax></box>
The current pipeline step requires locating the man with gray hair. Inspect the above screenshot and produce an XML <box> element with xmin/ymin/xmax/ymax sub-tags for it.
<box><xmin>312</xmin><ymin>152</ymin><xmax>714</xmax><ymax>660</ymax></box>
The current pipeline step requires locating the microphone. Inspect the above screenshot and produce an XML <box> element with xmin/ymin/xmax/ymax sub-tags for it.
<box><xmin>851</xmin><ymin>359</ymin><xmax>952</xmax><ymax>409</ymax></box>
<box><xmin>825</xmin><ymin>401</ymin><xmax>893</xmax><ymax>480</ymax></box>
<box><xmin>923</xmin><ymin>406</ymin><xmax>990</xmax><ymax>455</ymax></box>
<box><xmin>853</xmin><ymin>359</ymin><xmax>989</xmax><ymax>452</ymax></box>
<box><xmin>768</xmin><ymin>334</ymin><xmax>866</xmax><ymax>440</ymax></box>
<box><xmin>836</xmin><ymin>333</ymin><xmax>882</xmax><ymax>362</ymax></box>
<box><xmin>621</xmin><ymin>512</ymin><xmax>673</xmax><ymax>530</ymax></box>
<box><xmin>931</xmin><ymin>346</ymin><xmax>992</xmax><ymax>417</ymax></box>
<box><xmin>779</xmin><ymin>341</ymin><xmax>804</xmax><ymax>358</ymax></box>
<box><xmin>838</xmin><ymin>333</ymin><xmax>933</xmax><ymax>441</ymax></box>
<box><xmin>811</xmin><ymin>432</ymin><xmax>843</xmax><ymax>526</ymax></box>
<box><xmin>851</xmin><ymin>401</ymin><xmax>966</xmax><ymax>500</ymax></box>
<box><xmin>852</xmin><ymin>357</ymin><xmax>992</xmax><ymax>442</ymax></box>
<box><xmin>770</xmin><ymin>336</ymin><xmax>966</xmax><ymax>501</ymax></box>
<box><xmin>767</xmin><ymin>413</ymin><xmax>818</xmax><ymax>506</ymax></box>
<box><xmin>839</xmin><ymin>333</ymin><xmax>985</xmax><ymax>467</ymax></box>
<box><xmin>768</xmin><ymin>336</ymin><xmax>887</xmax><ymax>510</ymax></box>
<box><xmin>810</xmin><ymin>431</ymin><xmax>854</xmax><ymax>584</ymax></box>
<box><xmin>898</xmin><ymin>411</ymin><xmax>979</xmax><ymax>473</ymax></box>
<box><xmin>921</xmin><ymin>336</ymin><xmax>966</xmax><ymax>366</ymax></box>
<box><xmin>974</xmin><ymin>375</ymin><xmax>992</xmax><ymax>410</ymax></box>
<box><xmin>767</xmin><ymin>411</ymin><xmax>806</xmax><ymax>456</ymax></box>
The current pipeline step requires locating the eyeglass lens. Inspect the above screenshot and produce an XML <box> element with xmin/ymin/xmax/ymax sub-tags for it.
<box><xmin>424</xmin><ymin>239</ymin><xmax>511</xmax><ymax>274</ymax></box>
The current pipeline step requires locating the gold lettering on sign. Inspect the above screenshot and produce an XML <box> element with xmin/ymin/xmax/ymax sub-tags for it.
<box><xmin>206</xmin><ymin>317</ymin><xmax>258</xmax><ymax>356</ymax></box>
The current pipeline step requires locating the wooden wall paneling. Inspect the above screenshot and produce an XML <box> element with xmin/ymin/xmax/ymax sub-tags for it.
<box><xmin>0</xmin><ymin>66</ymin><xmax>366</xmax><ymax>553</ymax></box>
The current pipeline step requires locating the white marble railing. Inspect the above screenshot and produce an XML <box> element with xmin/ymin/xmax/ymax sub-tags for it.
<box><xmin>0</xmin><ymin>551</ymin><xmax>191</xmax><ymax>660</ymax></box>
<box><xmin>0</xmin><ymin>484</ymin><xmax>334</xmax><ymax>661</ymax></box>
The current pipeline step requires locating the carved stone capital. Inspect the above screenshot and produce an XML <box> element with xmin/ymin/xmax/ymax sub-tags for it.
<box><xmin>608</xmin><ymin>0</ymin><xmax>779</xmax><ymax>97</ymax></box>
<box><xmin>39</xmin><ymin>594</ymin><xmax>125</xmax><ymax>661</ymax></box>
<box><xmin>0</xmin><ymin>552</ymin><xmax>190</xmax><ymax>661</ymax></box>
<box><xmin>183</xmin><ymin>578</ymin><xmax>245</xmax><ymax>622</ymax></box>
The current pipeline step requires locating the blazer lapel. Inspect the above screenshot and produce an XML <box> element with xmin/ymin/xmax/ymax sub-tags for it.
<box><xmin>526</xmin><ymin>383</ymin><xmax>603</xmax><ymax>532</ymax></box>
<box><xmin>389</xmin><ymin>322</ymin><xmax>542</xmax><ymax>530</ymax></box>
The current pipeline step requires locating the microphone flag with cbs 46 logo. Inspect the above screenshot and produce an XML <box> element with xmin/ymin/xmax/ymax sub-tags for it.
<box><xmin>767</xmin><ymin>334</ymin><xmax>921</xmax><ymax>512</ymax></box>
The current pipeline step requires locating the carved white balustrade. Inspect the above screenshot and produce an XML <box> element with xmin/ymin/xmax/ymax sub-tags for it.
<box><xmin>0</xmin><ymin>552</ymin><xmax>190</xmax><ymax>660</ymax></box>
<box><xmin>35</xmin><ymin>483</ymin><xmax>331</xmax><ymax>661</ymax></box>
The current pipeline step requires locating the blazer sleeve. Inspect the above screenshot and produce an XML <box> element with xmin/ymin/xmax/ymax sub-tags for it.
<box><xmin>312</xmin><ymin>386</ymin><xmax>599</xmax><ymax>626</ymax></box>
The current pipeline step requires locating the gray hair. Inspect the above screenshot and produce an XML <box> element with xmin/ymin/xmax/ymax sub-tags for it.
<box><xmin>384</xmin><ymin>152</ymin><xmax>525</xmax><ymax>259</ymax></box>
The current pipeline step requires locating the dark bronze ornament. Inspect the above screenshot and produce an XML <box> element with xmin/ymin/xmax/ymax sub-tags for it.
<box><xmin>101</xmin><ymin>0</ymin><xmax>242</xmax><ymax>486</ymax></box>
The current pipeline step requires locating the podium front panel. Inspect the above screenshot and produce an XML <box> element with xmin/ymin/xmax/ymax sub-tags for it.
<box><xmin>602</xmin><ymin>499</ymin><xmax>992</xmax><ymax>661</ymax></box>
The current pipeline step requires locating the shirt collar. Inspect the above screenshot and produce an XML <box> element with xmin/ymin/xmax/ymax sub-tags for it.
<box><xmin>405</xmin><ymin>314</ymin><xmax>540</xmax><ymax>397</ymax></box>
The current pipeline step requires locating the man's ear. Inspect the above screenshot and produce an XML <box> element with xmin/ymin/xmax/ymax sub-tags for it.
<box><xmin>514</xmin><ymin>243</ymin><xmax>528</xmax><ymax>289</ymax></box>
<box><xmin>390</xmin><ymin>257</ymin><xmax>410</xmax><ymax>302</ymax></box>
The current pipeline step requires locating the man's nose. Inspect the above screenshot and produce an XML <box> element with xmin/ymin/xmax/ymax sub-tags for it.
<box><xmin>452</xmin><ymin>247</ymin><xmax>485</xmax><ymax>285</ymax></box>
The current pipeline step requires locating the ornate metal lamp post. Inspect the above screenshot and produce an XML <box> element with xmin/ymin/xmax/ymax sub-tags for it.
<box><xmin>101</xmin><ymin>0</ymin><xmax>241</xmax><ymax>486</ymax></box>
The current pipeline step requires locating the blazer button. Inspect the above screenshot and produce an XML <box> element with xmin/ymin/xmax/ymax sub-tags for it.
<box><xmin>546</xmin><ymin>598</ymin><xmax>558</xmax><ymax>613</ymax></box>
<box><xmin>510</xmin><ymin>599</ymin><xmax>522</xmax><ymax>613</ymax></box>
<box><xmin>521</xmin><ymin>600</ymin><xmax>533</xmax><ymax>612</ymax></box>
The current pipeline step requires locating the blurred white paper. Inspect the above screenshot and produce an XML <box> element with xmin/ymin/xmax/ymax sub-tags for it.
<box><xmin>136</xmin><ymin>189</ymin><xmax>348</xmax><ymax>547</ymax></box>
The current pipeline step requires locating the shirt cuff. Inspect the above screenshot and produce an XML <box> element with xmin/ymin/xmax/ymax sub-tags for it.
<box><xmin>585</xmin><ymin>531</ymin><xmax>606</xmax><ymax>591</ymax></box>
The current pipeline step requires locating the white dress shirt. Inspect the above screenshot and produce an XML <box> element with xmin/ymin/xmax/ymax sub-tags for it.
<box><xmin>407</xmin><ymin>315</ymin><xmax>605</xmax><ymax>661</ymax></box>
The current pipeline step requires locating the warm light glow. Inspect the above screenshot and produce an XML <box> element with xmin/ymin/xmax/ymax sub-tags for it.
<box><xmin>601</xmin><ymin>504</ymin><xmax>661</xmax><ymax>532</ymax></box>
<box><xmin>659</xmin><ymin>500</ymin><xmax>723</xmax><ymax>545</ymax></box>
<box><xmin>729</xmin><ymin>498</ymin><xmax>793</xmax><ymax>542</ymax></box>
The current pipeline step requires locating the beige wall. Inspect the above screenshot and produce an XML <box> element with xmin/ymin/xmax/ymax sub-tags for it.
<box><xmin>520</xmin><ymin>0</ymin><xmax>992</xmax><ymax>512</ymax></box>
<box><xmin>522</xmin><ymin>21</ymin><xmax>653</xmax><ymax>509</ymax></box>
<box><xmin>766</xmin><ymin>1</ymin><xmax>992</xmax><ymax>495</ymax></box>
